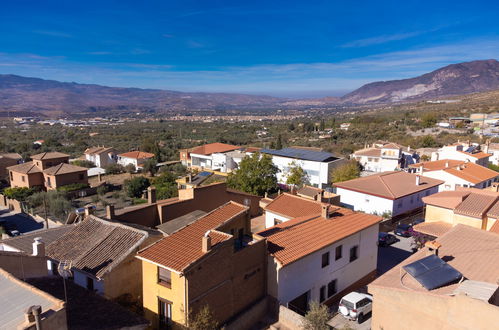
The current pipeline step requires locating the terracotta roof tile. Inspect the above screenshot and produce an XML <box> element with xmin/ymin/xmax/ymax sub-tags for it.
<box><xmin>353</xmin><ymin>148</ymin><xmax>382</xmax><ymax>157</ymax></box>
<box><xmin>137</xmin><ymin>202</ymin><xmax>247</xmax><ymax>272</ymax></box>
<box><xmin>490</xmin><ymin>221</ymin><xmax>499</xmax><ymax>234</ymax></box>
<box><xmin>43</xmin><ymin>163</ymin><xmax>87</xmax><ymax>175</ymax></box>
<box><xmin>7</xmin><ymin>161</ymin><xmax>42</xmax><ymax>174</ymax></box>
<box><xmin>454</xmin><ymin>192</ymin><xmax>498</xmax><ymax>218</ymax></box>
<box><xmin>258</xmin><ymin>210</ymin><xmax>381</xmax><ymax>266</ymax></box>
<box><xmin>31</xmin><ymin>152</ymin><xmax>69</xmax><ymax>160</ymax></box>
<box><xmin>189</xmin><ymin>143</ymin><xmax>240</xmax><ymax>155</ymax></box>
<box><xmin>118</xmin><ymin>151</ymin><xmax>155</xmax><ymax>159</ymax></box>
<box><xmin>443</xmin><ymin>163</ymin><xmax>499</xmax><ymax>184</ymax></box>
<box><xmin>409</xmin><ymin>159</ymin><xmax>464</xmax><ymax>171</ymax></box>
<box><xmin>486</xmin><ymin>201</ymin><xmax>499</xmax><ymax>218</ymax></box>
<box><xmin>334</xmin><ymin>171</ymin><xmax>443</xmax><ymax>200</ymax></box>
<box><xmin>413</xmin><ymin>221</ymin><xmax>453</xmax><ymax>237</ymax></box>
<box><xmin>264</xmin><ymin>193</ymin><xmax>323</xmax><ymax>219</ymax></box>
<box><xmin>370</xmin><ymin>224</ymin><xmax>499</xmax><ymax>295</ymax></box>
<box><xmin>422</xmin><ymin>190</ymin><xmax>471</xmax><ymax>209</ymax></box>
<box><xmin>84</xmin><ymin>147</ymin><xmax>114</xmax><ymax>155</ymax></box>
<box><xmin>458</xmin><ymin>151</ymin><xmax>492</xmax><ymax>159</ymax></box>
<box><xmin>297</xmin><ymin>186</ymin><xmax>323</xmax><ymax>198</ymax></box>
<box><xmin>47</xmin><ymin>216</ymin><xmax>149</xmax><ymax>279</ymax></box>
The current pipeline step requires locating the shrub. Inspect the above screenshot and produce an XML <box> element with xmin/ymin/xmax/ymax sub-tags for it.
<box><xmin>105</xmin><ymin>163</ymin><xmax>124</xmax><ymax>175</ymax></box>
<box><xmin>303</xmin><ymin>301</ymin><xmax>331</xmax><ymax>330</ymax></box>
<box><xmin>124</xmin><ymin>163</ymin><xmax>136</xmax><ymax>173</ymax></box>
<box><xmin>71</xmin><ymin>159</ymin><xmax>95</xmax><ymax>168</ymax></box>
<box><xmin>2</xmin><ymin>187</ymin><xmax>35</xmax><ymax>201</ymax></box>
<box><xmin>96</xmin><ymin>185</ymin><xmax>108</xmax><ymax>196</ymax></box>
<box><xmin>189</xmin><ymin>305</ymin><xmax>218</xmax><ymax>330</ymax></box>
<box><xmin>57</xmin><ymin>183</ymin><xmax>89</xmax><ymax>192</ymax></box>
<box><xmin>124</xmin><ymin>176</ymin><xmax>150</xmax><ymax>198</ymax></box>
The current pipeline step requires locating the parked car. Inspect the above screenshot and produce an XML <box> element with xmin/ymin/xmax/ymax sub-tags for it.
<box><xmin>411</xmin><ymin>218</ymin><xmax>425</xmax><ymax>226</ymax></box>
<box><xmin>378</xmin><ymin>232</ymin><xmax>397</xmax><ymax>247</ymax></box>
<box><xmin>338</xmin><ymin>292</ymin><xmax>373</xmax><ymax>323</ymax></box>
<box><xmin>394</xmin><ymin>223</ymin><xmax>413</xmax><ymax>237</ymax></box>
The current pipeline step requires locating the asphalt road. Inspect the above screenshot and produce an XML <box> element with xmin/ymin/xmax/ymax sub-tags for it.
<box><xmin>0</xmin><ymin>207</ymin><xmax>44</xmax><ymax>234</ymax></box>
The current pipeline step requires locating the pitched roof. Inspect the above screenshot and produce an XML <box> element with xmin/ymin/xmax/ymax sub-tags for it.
<box><xmin>458</xmin><ymin>151</ymin><xmax>492</xmax><ymax>159</ymax></box>
<box><xmin>261</xmin><ymin>147</ymin><xmax>339</xmax><ymax>162</ymax></box>
<box><xmin>43</xmin><ymin>163</ymin><xmax>87</xmax><ymax>175</ymax></box>
<box><xmin>370</xmin><ymin>224</ymin><xmax>499</xmax><ymax>295</ymax></box>
<box><xmin>84</xmin><ymin>146</ymin><xmax>114</xmax><ymax>155</ymax></box>
<box><xmin>118</xmin><ymin>151</ymin><xmax>155</xmax><ymax>159</ymax></box>
<box><xmin>412</xmin><ymin>221</ymin><xmax>453</xmax><ymax>237</ymax></box>
<box><xmin>138</xmin><ymin>202</ymin><xmax>247</xmax><ymax>273</ymax></box>
<box><xmin>264</xmin><ymin>193</ymin><xmax>323</xmax><ymax>219</ymax></box>
<box><xmin>353</xmin><ymin>148</ymin><xmax>382</xmax><ymax>157</ymax></box>
<box><xmin>31</xmin><ymin>152</ymin><xmax>69</xmax><ymax>160</ymax></box>
<box><xmin>409</xmin><ymin>159</ymin><xmax>464</xmax><ymax>171</ymax></box>
<box><xmin>0</xmin><ymin>153</ymin><xmax>22</xmax><ymax>160</ymax></box>
<box><xmin>454</xmin><ymin>191</ymin><xmax>498</xmax><ymax>219</ymax></box>
<box><xmin>6</xmin><ymin>161</ymin><xmax>42</xmax><ymax>174</ymax></box>
<box><xmin>257</xmin><ymin>209</ymin><xmax>381</xmax><ymax>266</ymax></box>
<box><xmin>297</xmin><ymin>185</ymin><xmax>323</xmax><ymax>198</ymax></box>
<box><xmin>382</xmin><ymin>143</ymin><xmax>402</xmax><ymax>149</ymax></box>
<box><xmin>443</xmin><ymin>163</ymin><xmax>499</xmax><ymax>184</ymax></box>
<box><xmin>422</xmin><ymin>190</ymin><xmax>471</xmax><ymax>209</ymax></box>
<box><xmin>490</xmin><ymin>220</ymin><xmax>499</xmax><ymax>234</ymax></box>
<box><xmin>334</xmin><ymin>171</ymin><xmax>444</xmax><ymax>200</ymax></box>
<box><xmin>0</xmin><ymin>226</ymin><xmax>73</xmax><ymax>253</ymax></box>
<box><xmin>47</xmin><ymin>216</ymin><xmax>149</xmax><ymax>279</ymax></box>
<box><xmin>156</xmin><ymin>210</ymin><xmax>207</xmax><ymax>235</ymax></box>
<box><xmin>189</xmin><ymin>142</ymin><xmax>240</xmax><ymax>155</ymax></box>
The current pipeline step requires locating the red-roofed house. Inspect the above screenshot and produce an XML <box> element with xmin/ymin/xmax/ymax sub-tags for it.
<box><xmin>431</xmin><ymin>143</ymin><xmax>491</xmax><ymax>166</ymax></box>
<box><xmin>180</xmin><ymin>143</ymin><xmax>242</xmax><ymax>172</ymax></box>
<box><xmin>117</xmin><ymin>151</ymin><xmax>155</xmax><ymax>169</ymax></box>
<box><xmin>263</xmin><ymin>193</ymin><xmax>324</xmax><ymax>228</ymax></box>
<box><xmin>136</xmin><ymin>202</ymin><xmax>267</xmax><ymax>328</ymax></box>
<box><xmin>257</xmin><ymin>205</ymin><xmax>381</xmax><ymax>314</ymax></box>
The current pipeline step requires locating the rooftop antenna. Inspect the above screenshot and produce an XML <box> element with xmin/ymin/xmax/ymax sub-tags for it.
<box><xmin>57</xmin><ymin>260</ymin><xmax>73</xmax><ymax>303</ymax></box>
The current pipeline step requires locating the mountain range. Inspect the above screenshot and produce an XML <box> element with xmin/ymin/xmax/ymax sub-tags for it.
<box><xmin>1</xmin><ymin>59</ymin><xmax>499</xmax><ymax>115</ymax></box>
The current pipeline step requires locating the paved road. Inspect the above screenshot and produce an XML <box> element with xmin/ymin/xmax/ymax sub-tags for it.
<box><xmin>0</xmin><ymin>207</ymin><xmax>44</xmax><ymax>234</ymax></box>
<box><xmin>377</xmin><ymin>233</ymin><xmax>414</xmax><ymax>275</ymax></box>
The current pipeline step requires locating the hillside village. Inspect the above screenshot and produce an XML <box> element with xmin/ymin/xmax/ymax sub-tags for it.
<box><xmin>0</xmin><ymin>136</ymin><xmax>498</xmax><ymax>330</ymax></box>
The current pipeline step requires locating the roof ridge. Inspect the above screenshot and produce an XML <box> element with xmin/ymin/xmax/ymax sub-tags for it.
<box><xmin>378</xmin><ymin>174</ymin><xmax>396</xmax><ymax>199</ymax></box>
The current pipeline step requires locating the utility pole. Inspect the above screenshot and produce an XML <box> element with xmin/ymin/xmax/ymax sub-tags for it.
<box><xmin>43</xmin><ymin>194</ymin><xmax>49</xmax><ymax>229</ymax></box>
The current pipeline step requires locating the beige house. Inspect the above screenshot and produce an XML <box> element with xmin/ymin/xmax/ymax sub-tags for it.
<box><xmin>84</xmin><ymin>146</ymin><xmax>117</xmax><ymax>168</ymax></box>
<box><xmin>7</xmin><ymin>152</ymin><xmax>88</xmax><ymax>190</ymax></box>
<box><xmin>417</xmin><ymin>188</ymin><xmax>499</xmax><ymax>237</ymax></box>
<box><xmin>369</xmin><ymin>225</ymin><xmax>499</xmax><ymax>330</ymax></box>
<box><xmin>0</xmin><ymin>153</ymin><xmax>22</xmax><ymax>179</ymax></box>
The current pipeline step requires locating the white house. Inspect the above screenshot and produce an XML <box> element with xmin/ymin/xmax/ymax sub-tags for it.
<box><xmin>180</xmin><ymin>142</ymin><xmax>241</xmax><ymax>171</ymax></box>
<box><xmin>334</xmin><ymin>171</ymin><xmax>443</xmax><ymax>217</ymax></box>
<box><xmin>409</xmin><ymin>160</ymin><xmax>499</xmax><ymax>191</ymax></box>
<box><xmin>261</xmin><ymin>147</ymin><xmax>347</xmax><ymax>188</ymax></box>
<box><xmin>352</xmin><ymin>142</ymin><xmax>419</xmax><ymax>173</ymax></box>
<box><xmin>84</xmin><ymin>146</ymin><xmax>117</xmax><ymax>168</ymax></box>
<box><xmin>257</xmin><ymin>205</ymin><xmax>381</xmax><ymax>314</ymax></box>
<box><xmin>117</xmin><ymin>151</ymin><xmax>155</xmax><ymax>169</ymax></box>
<box><xmin>431</xmin><ymin>143</ymin><xmax>491</xmax><ymax>166</ymax></box>
<box><xmin>263</xmin><ymin>193</ymin><xmax>324</xmax><ymax>228</ymax></box>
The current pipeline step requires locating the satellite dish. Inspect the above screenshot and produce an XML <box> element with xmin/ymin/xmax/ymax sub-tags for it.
<box><xmin>58</xmin><ymin>261</ymin><xmax>73</xmax><ymax>279</ymax></box>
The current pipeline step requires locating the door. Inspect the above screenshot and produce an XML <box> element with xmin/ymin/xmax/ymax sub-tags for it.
<box><xmin>288</xmin><ymin>290</ymin><xmax>310</xmax><ymax>315</ymax></box>
<box><xmin>158</xmin><ymin>298</ymin><xmax>172</xmax><ymax>329</ymax></box>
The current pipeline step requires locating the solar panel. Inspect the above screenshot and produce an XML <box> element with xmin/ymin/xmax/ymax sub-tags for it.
<box><xmin>403</xmin><ymin>254</ymin><xmax>462</xmax><ymax>290</ymax></box>
<box><xmin>198</xmin><ymin>171</ymin><xmax>212</xmax><ymax>177</ymax></box>
<box><xmin>465</xmin><ymin>145</ymin><xmax>477</xmax><ymax>153</ymax></box>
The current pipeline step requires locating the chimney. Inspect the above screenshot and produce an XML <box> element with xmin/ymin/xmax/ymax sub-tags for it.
<box><xmin>425</xmin><ymin>240</ymin><xmax>442</xmax><ymax>257</ymax></box>
<box><xmin>106</xmin><ymin>204</ymin><xmax>115</xmax><ymax>219</ymax></box>
<box><xmin>84</xmin><ymin>205</ymin><xmax>93</xmax><ymax>217</ymax></box>
<box><xmin>408</xmin><ymin>145</ymin><xmax>411</xmax><ymax>152</ymax></box>
<box><xmin>415</xmin><ymin>175</ymin><xmax>421</xmax><ymax>186</ymax></box>
<box><xmin>97</xmin><ymin>173</ymin><xmax>102</xmax><ymax>183</ymax></box>
<box><xmin>25</xmin><ymin>305</ymin><xmax>42</xmax><ymax>330</ymax></box>
<box><xmin>187</xmin><ymin>174</ymin><xmax>192</xmax><ymax>183</ymax></box>
<box><xmin>32</xmin><ymin>237</ymin><xmax>45</xmax><ymax>257</ymax></box>
<box><xmin>202</xmin><ymin>231</ymin><xmax>212</xmax><ymax>253</ymax></box>
<box><xmin>321</xmin><ymin>204</ymin><xmax>330</xmax><ymax>219</ymax></box>
<box><xmin>445</xmin><ymin>161</ymin><xmax>449</xmax><ymax>168</ymax></box>
<box><xmin>148</xmin><ymin>186</ymin><xmax>157</xmax><ymax>204</ymax></box>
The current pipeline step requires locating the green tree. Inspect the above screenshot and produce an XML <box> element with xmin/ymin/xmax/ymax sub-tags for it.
<box><xmin>319</xmin><ymin>119</ymin><xmax>325</xmax><ymax>131</ymax></box>
<box><xmin>302</xmin><ymin>301</ymin><xmax>331</xmax><ymax>330</ymax></box>
<box><xmin>124</xmin><ymin>176</ymin><xmax>150</xmax><ymax>198</ymax></box>
<box><xmin>71</xmin><ymin>159</ymin><xmax>95</xmax><ymax>168</ymax></box>
<box><xmin>28</xmin><ymin>191</ymin><xmax>72</xmax><ymax>225</ymax></box>
<box><xmin>151</xmin><ymin>171</ymin><xmax>178</xmax><ymax>200</ymax></box>
<box><xmin>421</xmin><ymin>113</ymin><xmax>437</xmax><ymax>128</ymax></box>
<box><xmin>286</xmin><ymin>162</ymin><xmax>309</xmax><ymax>187</ymax></box>
<box><xmin>276</xmin><ymin>134</ymin><xmax>283</xmax><ymax>150</ymax></box>
<box><xmin>420</xmin><ymin>135</ymin><xmax>438</xmax><ymax>148</ymax></box>
<box><xmin>2</xmin><ymin>187</ymin><xmax>35</xmax><ymax>201</ymax></box>
<box><xmin>189</xmin><ymin>305</ymin><xmax>218</xmax><ymax>330</ymax></box>
<box><xmin>105</xmin><ymin>163</ymin><xmax>124</xmax><ymax>174</ymax></box>
<box><xmin>124</xmin><ymin>163</ymin><xmax>136</xmax><ymax>174</ymax></box>
<box><xmin>227</xmin><ymin>153</ymin><xmax>279</xmax><ymax>196</ymax></box>
<box><xmin>143</xmin><ymin>159</ymin><xmax>158</xmax><ymax>177</ymax></box>
<box><xmin>331</xmin><ymin>160</ymin><xmax>361</xmax><ymax>183</ymax></box>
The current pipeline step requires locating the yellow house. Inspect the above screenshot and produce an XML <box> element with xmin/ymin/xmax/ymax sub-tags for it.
<box><xmin>137</xmin><ymin>201</ymin><xmax>267</xmax><ymax>329</ymax></box>
<box><xmin>416</xmin><ymin>188</ymin><xmax>499</xmax><ymax>237</ymax></box>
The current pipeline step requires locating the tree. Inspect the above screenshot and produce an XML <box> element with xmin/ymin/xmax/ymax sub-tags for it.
<box><xmin>286</xmin><ymin>162</ymin><xmax>309</xmax><ymax>187</ymax></box>
<box><xmin>105</xmin><ymin>163</ymin><xmax>124</xmax><ymax>174</ymax></box>
<box><xmin>143</xmin><ymin>159</ymin><xmax>158</xmax><ymax>177</ymax></box>
<box><xmin>124</xmin><ymin>176</ymin><xmax>150</xmax><ymax>198</ymax></box>
<box><xmin>28</xmin><ymin>191</ymin><xmax>72</xmax><ymax>225</ymax></box>
<box><xmin>420</xmin><ymin>135</ymin><xmax>438</xmax><ymax>148</ymax></box>
<box><xmin>189</xmin><ymin>305</ymin><xmax>218</xmax><ymax>330</ymax></box>
<box><xmin>2</xmin><ymin>187</ymin><xmax>35</xmax><ymax>201</ymax></box>
<box><xmin>227</xmin><ymin>153</ymin><xmax>279</xmax><ymax>196</ymax></box>
<box><xmin>421</xmin><ymin>113</ymin><xmax>437</xmax><ymax>128</ymax></box>
<box><xmin>124</xmin><ymin>163</ymin><xmax>136</xmax><ymax>174</ymax></box>
<box><xmin>71</xmin><ymin>159</ymin><xmax>95</xmax><ymax>168</ymax></box>
<box><xmin>331</xmin><ymin>160</ymin><xmax>361</xmax><ymax>183</ymax></box>
<box><xmin>288</xmin><ymin>122</ymin><xmax>295</xmax><ymax>131</ymax></box>
<box><xmin>152</xmin><ymin>171</ymin><xmax>178</xmax><ymax>200</ymax></box>
<box><xmin>302</xmin><ymin>301</ymin><xmax>331</xmax><ymax>330</ymax></box>
<box><xmin>319</xmin><ymin>119</ymin><xmax>325</xmax><ymax>131</ymax></box>
<box><xmin>276</xmin><ymin>134</ymin><xmax>283</xmax><ymax>150</ymax></box>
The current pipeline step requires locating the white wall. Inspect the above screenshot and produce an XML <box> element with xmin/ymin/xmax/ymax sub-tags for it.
<box><xmin>271</xmin><ymin>156</ymin><xmax>334</xmax><ymax>188</ymax></box>
<box><xmin>265</xmin><ymin>211</ymin><xmax>291</xmax><ymax>229</ymax></box>
<box><xmin>117</xmin><ymin>156</ymin><xmax>138</xmax><ymax>168</ymax></box>
<box><xmin>73</xmin><ymin>270</ymin><xmax>105</xmax><ymax>295</ymax></box>
<box><xmin>274</xmin><ymin>224</ymin><xmax>378</xmax><ymax>306</ymax></box>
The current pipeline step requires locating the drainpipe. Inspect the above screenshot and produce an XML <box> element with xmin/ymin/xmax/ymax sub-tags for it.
<box><xmin>184</xmin><ymin>276</ymin><xmax>189</xmax><ymax>326</ymax></box>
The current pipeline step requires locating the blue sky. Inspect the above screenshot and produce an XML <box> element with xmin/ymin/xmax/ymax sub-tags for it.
<box><xmin>1</xmin><ymin>0</ymin><xmax>499</xmax><ymax>97</ymax></box>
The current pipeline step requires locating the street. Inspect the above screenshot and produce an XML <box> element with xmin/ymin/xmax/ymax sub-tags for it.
<box><xmin>0</xmin><ymin>207</ymin><xmax>44</xmax><ymax>234</ymax></box>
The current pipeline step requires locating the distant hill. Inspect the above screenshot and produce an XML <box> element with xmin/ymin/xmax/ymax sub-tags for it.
<box><xmin>341</xmin><ymin>59</ymin><xmax>499</xmax><ymax>104</ymax></box>
<box><xmin>0</xmin><ymin>74</ymin><xmax>283</xmax><ymax>115</ymax></box>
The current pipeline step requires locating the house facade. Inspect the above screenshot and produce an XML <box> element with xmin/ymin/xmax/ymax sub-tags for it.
<box><xmin>7</xmin><ymin>152</ymin><xmax>88</xmax><ymax>190</ymax></box>
<box><xmin>263</xmin><ymin>193</ymin><xmax>323</xmax><ymax>228</ymax></box>
<box><xmin>257</xmin><ymin>206</ymin><xmax>381</xmax><ymax>314</ymax></box>
<box><xmin>117</xmin><ymin>151</ymin><xmax>155</xmax><ymax>169</ymax></box>
<box><xmin>334</xmin><ymin>171</ymin><xmax>443</xmax><ymax>217</ymax></box>
<box><xmin>352</xmin><ymin>142</ymin><xmax>419</xmax><ymax>173</ymax></box>
<box><xmin>431</xmin><ymin>143</ymin><xmax>491</xmax><ymax>166</ymax></box>
<box><xmin>84</xmin><ymin>146</ymin><xmax>117</xmax><ymax>168</ymax></box>
<box><xmin>260</xmin><ymin>147</ymin><xmax>347</xmax><ymax>188</ymax></box>
<box><xmin>137</xmin><ymin>202</ymin><xmax>267</xmax><ymax>329</ymax></box>
<box><xmin>410</xmin><ymin>160</ymin><xmax>499</xmax><ymax>191</ymax></box>
<box><xmin>0</xmin><ymin>153</ymin><xmax>22</xmax><ymax>179</ymax></box>
<box><xmin>180</xmin><ymin>142</ymin><xmax>242</xmax><ymax>171</ymax></box>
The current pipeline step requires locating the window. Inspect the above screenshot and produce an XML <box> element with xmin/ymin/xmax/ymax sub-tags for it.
<box><xmin>10</xmin><ymin>172</ymin><xmax>13</xmax><ymax>180</ymax></box>
<box><xmin>79</xmin><ymin>173</ymin><xmax>84</xmax><ymax>180</ymax></box>
<box><xmin>349</xmin><ymin>245</ymin><xmax>358</xmax><ymax>262</ymax></box>
<box><xmin>21</xmin><ymin>176</ymin><xmax>25</xmax><ymax>182</ymax></box>
<box><xmin>321</xmin><ymin>252</ymin><xmax>329</xmax><ymax>268</ymax></box>
<box><xmin>274</xmin><ymin>218</ymin><xmax>283</xmax><ymax>226</ymax></box>
<box><xmin>158</xmin><ymin>298</ymin><xmax>172</xmax><ymax>329</ymax></box>
<box><xmin>319</xmin><ymin>286</ymin><xmax>326</xmax><ymax>302</ymax></box>
<box><xmin>158</xmin><ymin>267</ymin><xmax>172</xmax><ymax>288</ymax></box>
<box><xmin>335</xmin><ymin>245</ymin><xmax>342</xmax><ymax>260</ymax></box>
<box><xmin>46</xmin><ymin>177</ymin><xmax>51</xmax><ymax>187</ymax></box>
<box><xmin>86</xmin><ymin>276</ymin><xmax>94</xmax><ymax>291</ymax></box>
<box><xmin>328</xmin><ymin>279</ymin><xmax>337</xmax><ymax>297</ymax></box>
